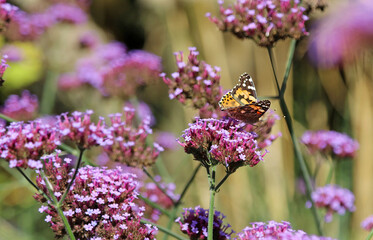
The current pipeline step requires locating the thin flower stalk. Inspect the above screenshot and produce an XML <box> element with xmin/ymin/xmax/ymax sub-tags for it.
<box><xmin>207</xmin><ymin>164</ymin><xmax>217</xmax><ymax>240</ymax></box>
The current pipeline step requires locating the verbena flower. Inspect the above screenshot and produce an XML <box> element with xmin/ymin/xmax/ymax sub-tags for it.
<box><xmin>155</xmin><ymin>131</ymin><xmax>178</xmax><ymax>150</ymax></box>
<box><xmin>0</xmin><ymin>54</ymin><xmax>8</xmax><ymax>86</ymax></box>
<box><xmin>308</xmin><ymin>1</ymin><xmax>373</xmax><ymax>67</ymax></box>
<box><xmin>175</xmin><ymin>206</ymin><xmax>234</xmax><ymax>240</ymax></box>
<box><xmin>6</xmin><ymin>3</ymin><xmax>87</xmax><ymax>41</ymax></box>
<box><xmin>58</xmin><ymin>42</ymin><xmax>162</xmax><ymax>98</ymax></box>
<box><xmin>207</xmin><ymin>0</ymin><xmax>309</xmax><ymax>47</ymax></box>
<box><xmin>100</xmin><ymin>107</ymin><xmax>163</xmax><ymax>168</ymax></box>
<box><xmin>0</xmin><ymin>90</ymin><xmax>39</xmax><ymax>121</ymax></box>
<box><xmin>160</xmin><ymin>47</ymin><xmax>223</xmax><ymax>118</ymax></box>
<box><xmin>58</xmin><ymin>110</ymin><xmax>106</xmax><ymax>149</ymax></box>
<box><xmin>0</xmin><ymin>120</ymin><xmax>60</xmax><ymax>169</ymax></box>
<box><xmin>0</xmin><ymin>1</ymin><xmax>18</xmax><ymax>31</ymax></box>
<box><xmin>361</xmin><ymin>215</ymin><xmax>373</xmax><ymax>231</ymax></box>
<box><xmin>301</xmin><ymin>130</ymin><xmax>359</xmax><ymax>158</ymax></box>
<box><xmin>245</xmin><ymin>110</ymin><xmax>281</xmax><ymax>149</ymax></box>
<box><xmin>237</xmin><ymin>221</ymin><xmax>336</xmax><ymax>240</ymax></box>
<box><xmin>79</xmin><ymin>31</ymin><xmax>100</xmax><ymax>49</ymax></box>
<box><xmin>179</xmin><ymin>118</ymin><xmax>266</xmax><ymax>173</ymax></box>
<box><xmin>1</xmin><ymin>44</ymin><xmax>24</xmax><ymax>62</ymax></box>
<box><xmin>34</xmin><ymin>153</ymin><xmax>157</xmax><ymax>239</ymax></box>
<box><xmin>138</xmin><ymin>175</ymin><xmax>179</xmax><ymax>222</ymax></box>
<box><xmin>309</xmin><ymin>184</ymin><xmax>355</xmax><ymax>223</ymax></box>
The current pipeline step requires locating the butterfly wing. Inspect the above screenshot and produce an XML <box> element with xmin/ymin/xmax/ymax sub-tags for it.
<box><xmin>219</xmin><ymin>91</ymin><xmax>241</xmax><ymax>110</ymax></box>
<box><xmin>231</xmin><ymin>73</ymin><xmax>257</xmax><ymax>105</ymax></box>
<box><xmin>227</xmin><ymin>100</ymin><xmax>271</xmax><ymax>124</ymax></box>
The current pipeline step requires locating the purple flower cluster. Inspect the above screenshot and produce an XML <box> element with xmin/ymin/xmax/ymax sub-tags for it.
<box><xmin>0</xmin><ymin>1</ymin><xmax>18</xmax><ymax>32</ymax></box>
<box><xmin>100</xmin><ymin>107</ymin><xmax>163</xmax><ymax>168</ymax></box>
<box><xmin>301</xmin><ymin>130</ymin><xmax>359</xmax><ymax>158</ymax></box>
<box><xmin>160</xmin><ymin>47</ymin><xmax>224</xmax><ymax>118</ymax></box>
<box><xmin>0</xmin><ymin>54</ymin><xmax>8</xmax><ymax>86</ymax></box>
<box><xmin>308</xmin><ymin>1</ymin><xmax>373</xmax><ymax>67</ymax></box>
<box><xmin>58</xmin><ymin>42</ymin><xmax>162</xmax><ymax>98</ymax></box>
<box><xmin>310</xmin><ymin>184</ymin><xmax>355</xmax><ymax>222</ymax></box>
<box><xmin>207</xmin><ymin>0</ymin><xmax>309</xmax><ymax>47</ymax></box>
<box><xmin>175</xmin><ymin>206</ymin><xmax>234</xmax><ymax>240</ymax></box>
<box><xmin>58</xmin><ymin>110</ymin><xmax>106</xmax><ymax>149</ymax></box>
<box><xmin>361</xmin><ymin>215</ymin><xmax>373</xmax><ymax>231</ymax></box>
<box><xmin>237</xmin><ymin>221</ymin><xmax>336</xmax><ymax>240</ymax></box>
<box><xmin>179</xmin><ymin>118</ymin><xmax>266</xmax><ymax>173</ymax></box>
<box><xmin>0</xmin><ymin>120</ymin><xmax>60</xmax><ymax>169</ymax></box>
<box><xmin>1</xmin><ymin>44</ymin><xmax>24</xmax><ymax>62</ymax></box>
<box><xmin>138</xmin><ymin>175</ymin><xmax>179</xmax><ymax>222</ymax></box>
<box><xmin>0</xmin><ymin>90</ymin><xmax>39</xmax><ymax>121</ymax></box>
<box><xmin>6</xmin><ymin>3</ymin><xmax>87</xmax><ymax>41</ymax></box>
<box><xmin>34</xmin><ymin>153</ymin><xmax>157</xmax><ymax>239</ymax></box>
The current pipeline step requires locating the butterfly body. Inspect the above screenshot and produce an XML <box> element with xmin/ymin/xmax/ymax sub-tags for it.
<box><xmin>219</xmin><ymin>73</ymin><xmax>270</xmax><ymax>124</ymax></box>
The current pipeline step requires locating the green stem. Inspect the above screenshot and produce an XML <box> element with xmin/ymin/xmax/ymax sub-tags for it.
<box><xmin>207</xmin><ymin>165</ymin><xmax>217</xmax><ymax>240</ymax></box>
<box><xmin>267</xmin><ymin>47</ymin><xmax>281</xmax><ymax>94</ymax></box>
<box><xmin>138</xmin><ymin>195</ymin><xmax>171</xmax><ymax>218</ymax></box>
<box><xmin>268</xmin><ymin>43</ymin><xmax>323</xmax><ymax>235</ymax></box>
<box><xmin>142</xmin><ymin>167</ymin><xmax>177</xmax><ymax>205</ymax></box>
<box><xmin>175</xmin><ymin>164</ymin><xmax>202</xmax><ymax>206</ymax></box>
<box><xmin>58</xmin><ymin>148</ymin><xmax>85</xmax><ymax>205</ymax></box>
<box><xmin>366</xmin><ymin>228</ymin><xmax>373</xmax><ymax>240</ymax></box>
<box><xmin>40</xmin><ymin>171</ymin><xmax>76</xmax><ymax>240</ymax></box>
<box><xmin>40</xmin><ymin>71</ymin><xmax>58</xmax><ymax>115</ymax></box>
<box><xmin>0</xmin><ymin>113</ymin><xmax>15</xmax><ymax>122</ymax></box>
<box><xmin>141</xmin><ymin>219</ymin><xmax>188</xmax><ymax>240</ymax></box>
<box><xmin>326</xmin><ymin>156</ymin><xmax>335</xmax><ymax>185</ymax></box>
<box><xmin>16</xmin><ymin>167</ymin><xmax>52</xmax><ymax>203</ymax></box>
<box><xmin>214</xmin><ymin>172</ymin><xmax>231</xmax><ymax>192</ymax></box>
<box><xmin>280</xmin><ymin>39</ymin><xmax>297</xmax><ymax>96</ymax></box>
<box><xmin>162</xmin><ymin>206</ymin><xmax>179</xmax><ymax>240</ymax></box>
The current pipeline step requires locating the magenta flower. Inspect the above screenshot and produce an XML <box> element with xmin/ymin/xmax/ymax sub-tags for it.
<box><xmin>0</xmin><ymin>54</ymin><xmax>8</xmax><ymax>86</ymax></box>
<box><xmin>138</xmin><ymin>175</ymin><xmax>179</xmax><ymax>222</ymax></box>
<box><xmin>0</xmin><ymin>120</ymin><xmax>60</xmax><ymax>169</ymax></box>
<box><xmin>179</xmin><ymin>118</ymin><xmax>266</xmax><ymax>173</ymax></box>
<box><xmin>207</xmin><ymin>0</ymin><xmax>309</xmax><ymax>47</ymax></box>
<box><xmin>0</xmin><ymin>1</ymin><xmax>18</xmax><ymax>31</ymax></box>
<box><xmin>155</xmin><ymin>131</ymin><xmax>178</xmax><ymax>150</ymax></box>
<box><xmin>361</xmin><ymin>215</ymin><xmax>373</xmax><ymax>231</ymax></box>
<box><xmin>34</xmin><ymin>153</ymin><xmax>157</xmax><ymax>239</ymax></box>
<box><xmin>47</xmin><ymin>3</ymin><xmax>87</xmax><ymax>24</ymax></box>
<box><xmin>301</xmin><ymin>130</ymin><xmax>359</xmax><ymax>158</ymax></box>
<box><xmin>175</xmin><ymin>206</ymin><xmax>234</xmax><ymax>240</ymax></box>
<box><xmin>0</xmin><ymin>90</ymin><xmax>39</xmax><ymax>121</ymax></box>
<box><xmin>310</xmin><ymin>184</ymin><xmax>355</xmax><ymax>222</ymax></box>
<box><xmin>237</xmin><ymin>221</ymin><xmax>336</xmax><ymax>240</ymax></box>
<box><xmin>100</xmin><ymin>107</ymin><xmax>163</xmax><ymax>168</ymax></box>
<box><xmin>58</xmin><ymin>110</ymin><xmax>106</xmax><ymax>149</ymax></box>
<box><xmin>160</xmin><ymin>47</ymin><xmax>224</xmax><ymax>118</ymax></box>
<box><xmin>309</xmin><ymin>1</ymin><xmax>373</xmax><ymax>67</ymax></box>
<box><xmin>1</xmin><ymin>44</ymin><xmax>24</xmax><ymax>62</ymax></box>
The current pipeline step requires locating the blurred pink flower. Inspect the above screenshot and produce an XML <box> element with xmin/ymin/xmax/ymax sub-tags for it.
<box><xmin>361</xmin><ymin>215</ymin><xmax>373</xmax><ymax>231</ymax></box>
<box><xmin>309</xmin><ymin>1</ymin><xmax>373</xmax><ymax>67</ymax></box>
<box><xmin>0</xmin><ymin>90</ymin><xmax>39</xmax><ymax>121</ymax></box>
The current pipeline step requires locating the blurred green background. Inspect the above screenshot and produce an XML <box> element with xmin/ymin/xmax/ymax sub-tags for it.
<box><xmin>0</xmin><ymin>0</ymin><xmax>372</xmax><ymax>239</ymax></box>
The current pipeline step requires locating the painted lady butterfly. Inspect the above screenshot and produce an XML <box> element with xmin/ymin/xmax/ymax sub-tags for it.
<box><xmin>219</xmin><ymin>73</ymin><xmax>271</xmax><ymax>124</ymax></box>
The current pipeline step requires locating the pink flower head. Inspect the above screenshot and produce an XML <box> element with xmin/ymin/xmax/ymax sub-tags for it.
<box><xmin>310</xmin><ymin>184</ymin><xmax>355</xmax><ymax>223</ymax></box>
<box><xmin>0</xmin><ymin>1</ymin><xmax>18</xmax><ymax>31</ymax></box>
<box><xmin>0</xmin><ymin>54</ymin><xmax>8</xmax><ymax>86</ymax></box>
<box><xmin>47</xmin><ymin>3</ymin><xmax>87</xmax><ymax>24</ymax></box>
<box><xmin>160</xmin><ymin>47</ymin><xmax>223</xmax><ymax>118</ymax></box>
<box><xmin>175</xmin><ymin>206</ymin><xmax>234</xmax><ymax>239</ymax></box>
<box><xmin>208</xmin><ymin>0</ymin><xmax>309</xmax><ymax>47</ymax></box>
<box><xmin>301</xmin><ymin>130</ymin><xmax>359</xmax><ymax>158</ymax></box>
<box><xmin>1</xmin><ymin>44</ymin><xmax>24</xmax><ymax>62</ymax></box>
<box><xmin>361</xmin><ymin>215</ymin><xmax>373</xmax><ymax>231</ymax></box>
<box><xmin>0</xmin><ymin>119</ymin><xmax>60</xmax><ymax>169</ymax></box>
<box><xmin>1</xmin><ymin>90</ymin><xmax>39</xmax><ymax>121</ymax></box>
<box><xmin>100</xmin><ymin>107</ymin><xmax>162</xmax><ymax>168</ymax></box>
<box><xmin>138</xmin><ymin>175</ymin><xmax>179</xmax><ymax>222</ymax></box>
<box><xmin>34</xmin><ymin>153</ymin><xmax>157</xmax><ymax>239</ymax></box>
<box><xmin>237</xmin><ymin>221</ymin><xmax>336</xmax><ymax>240</ymax></box>
<box><xmin>58</xmin><ymin>110</ymin><xmax>106</xmax><ymax>149</ymax></box>
<box><xmin>179</xmin><ymin>118</ymin><xmax>267</xmax><ymax>173</ymax></box>
<box><xmin>309</xmin><ymin>1</ymin><xmax>373</xmax><ymax>67</ymax></box>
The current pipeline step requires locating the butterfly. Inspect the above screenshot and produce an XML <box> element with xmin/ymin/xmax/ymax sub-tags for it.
<box><xmin>219</xmin><ymin>73</ymin><xmax>271</xmax><ymax>124</ymax></box>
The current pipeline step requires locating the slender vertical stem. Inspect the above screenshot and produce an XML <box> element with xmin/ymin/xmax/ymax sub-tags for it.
<box><xmin>58</xmin><ymin>148</ymin><xmax>85</xmax><ymax>205</ymax></box>
<box><xmin>40</xmin><ymin>71</ymin><xmax>58</xmax><ymax>115</ymax></box>
<box><xmin>267</xmin><ymin>47</ymin><xmax>281</xmax><ymax>94</ymax></box>
<box><xmin>326</xmin><ymin>156</ymin><xmax>335</xmax><ymax>185</ymax></box>
<box><xmin>162</xmin><ymin>206</ymin><xmax>179</xmax><ymax>240</ymax></box>
<box><xmin>267</xmin><ymin>42</ymin><xmax>323</xmax><ymax>235</ymax></box>
<box><xmin>207</xmin><ymin>165</ymin><xmax>217</xmax><ymax>240</ymax></box>
<box><xmin>366</xmin><ymin>228</ymin><xmax>373</xmax><ymax>240</ymax></box>
<box><xmin>175</xmin><ymin>164</ymin><xmax>202</xmax><ymax>206</ymax></box>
